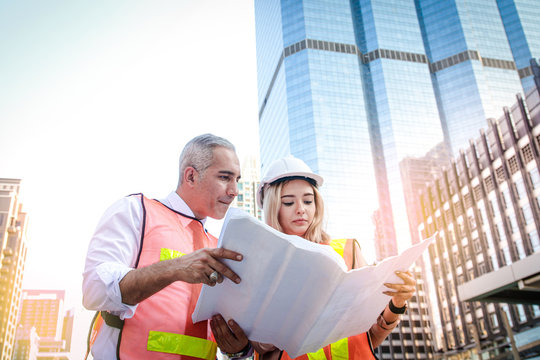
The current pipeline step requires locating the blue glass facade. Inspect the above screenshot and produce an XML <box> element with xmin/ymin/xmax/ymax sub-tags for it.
<box><xmin>417</xmin><ymin>0</ymin><xmax>524</xmax><ymax>154</ymax></box>
<box><xmin>255</xmin><ymin>0</ymin><xmax>540</xmax><ymax>260</ymax></box>
<box><xmin>497</xmin><ymin>0</ymin><xmax>540</xmax><ymax>91</ymax></box>
<box><xmin>256</xmin><ymin>0</ymin><xmax>379</xmax><ymax>254</ymax></box>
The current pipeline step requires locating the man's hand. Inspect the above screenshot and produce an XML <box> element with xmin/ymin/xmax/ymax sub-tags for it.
<box><xmin>176</xmin><ymin>247</ymin><xmax>243</xmax><ymax>286</ymax></box>
<box><xmin>210</xmin><ymin>314</ymin><xmax>250</xmax><ymax>354</ymax></box>
<box><xmin>119</xmin><ymin>247</ymin><xmax>243</xmax><ymax>305</ymax></box>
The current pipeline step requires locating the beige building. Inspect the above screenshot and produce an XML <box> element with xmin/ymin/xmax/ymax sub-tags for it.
<box><xmin>14</xmin><ymin>290</ymin><xmax>73</xmax><ymax>360</ymax></box>
<box><xmin>0</xmin><ymin>179</ymin><xmax>29</xmax><ymax>360</ymax></box>
<box><xmin>418</xmin><ymin>85</ymin><xmax>540</xmax><ymax>358</ymax></box>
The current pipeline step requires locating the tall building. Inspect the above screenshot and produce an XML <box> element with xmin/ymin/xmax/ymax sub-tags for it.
<box><xmin>0</xmin><ymin>179</ymin><xmax>28</xmax><ymax>360</ymax></box>
<box><xmin>418</xmin><ymin>0</ymin><xmax>534</xmax><ymax>155</ymax></box>
<box><xmin>398</xmin><ymin>143</ymin><xmax>453</xmax><ymax>250</ymax></box>
<box><xmin>418</xmin><ymin>83</ymin><xmax>540</xmax><ymax>358</ymax></box>
<box><xmin>254</xmin><ymin>0</ymin><xmax>540</xmax><ymax>262</ymax></box>
<box><xmin>254</xmin><ymin>2</ymin><xmax>540</xmax><ymax>358</ymax></box>
<box><xmin>13</xmin><ymin>290</ymin><xmax>73</xmax><ymax>360</ymax></box>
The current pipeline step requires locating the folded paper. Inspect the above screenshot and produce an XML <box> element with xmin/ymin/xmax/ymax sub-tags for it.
<box><xmin>192</xmin><ymin>208</ymin><xmax>434</xmax><ymax>357</ymax></box>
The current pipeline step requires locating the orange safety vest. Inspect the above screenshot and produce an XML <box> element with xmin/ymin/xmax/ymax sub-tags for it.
<box><xmin>328</xmin><ymin>238</ymin><xmax>367</xmax><ymax>271</ymax></box>
<box><xmin>88</xmin><ymin>194</ymin><xmax>219</xmax><ymax>360</ymax></box>
<box><xmin>255</xmin><ymin>239</ymin><xmax>377</xmax><ymax>360</ymax></box>
<box><xmin>119</xmin><ymin>195</ymin><xmax>218</xmax><ymax>360</ymax></box>
<box><xmin>278</xmin><ymin>333</ymin><xmax>376</xmax><ymax>360</ymax></box>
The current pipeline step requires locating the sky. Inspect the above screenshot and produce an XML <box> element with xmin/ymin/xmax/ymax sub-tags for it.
<box><xmin>0</xmin><ymin>1</ymin><xmax>259</xmax><ymax>357</ymax></box>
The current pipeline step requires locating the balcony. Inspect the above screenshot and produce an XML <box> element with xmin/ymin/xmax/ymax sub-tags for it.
<box><xmin>458</xmin><ymin>251</ymin><xmax>540</xmax><ymax>305</ymax></box>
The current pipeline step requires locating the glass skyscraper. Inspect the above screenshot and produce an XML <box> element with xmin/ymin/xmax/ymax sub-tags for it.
<box><xmin>254</xmin><ymin>0</ymin><xmax>540</xmax><ymax>259</ymax></box>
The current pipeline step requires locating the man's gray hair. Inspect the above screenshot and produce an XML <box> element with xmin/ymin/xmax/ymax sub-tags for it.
<box><xmin>178</xmin><ymin>133</ymin><xmax>236</xmax><ymax>184</ymax></box>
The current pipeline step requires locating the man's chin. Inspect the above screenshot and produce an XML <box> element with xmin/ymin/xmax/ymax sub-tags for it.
<box><xmin>209</xmin><ymin>205</ymin><xmax>231</xmax><ymax>219</ymax></box>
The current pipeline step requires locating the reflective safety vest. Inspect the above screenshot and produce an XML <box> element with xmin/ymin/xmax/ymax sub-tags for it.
<box><xmin>328</xmin><ymin>239</ymin><xmax>367</xmax><ymax>271</ymax></box>
<box><xmin>118</xmin><ymin>195</ymin><xmax>218</xmax><ymax>360</ymax></box>
<box><xmin>279</xmin><ymin>333</ymin><xmax>376</xmax><ymax>360</ymax></box>
<box><xmin>255</xmin><ymin>239</ymin><xmax>377</xmax><ymax>360</ymax></box>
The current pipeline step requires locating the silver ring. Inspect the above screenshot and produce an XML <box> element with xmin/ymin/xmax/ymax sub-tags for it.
<box><xmin>209</xmin><ymin>271</ymin><xmax>219</xmax><ymax>283</ymax></box>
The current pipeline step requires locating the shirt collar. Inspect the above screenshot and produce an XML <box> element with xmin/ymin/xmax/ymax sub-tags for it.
<box><xmin>162</xmin><ymin>191</ymin><xmax>207</xmax><ymax>226</ymax></box>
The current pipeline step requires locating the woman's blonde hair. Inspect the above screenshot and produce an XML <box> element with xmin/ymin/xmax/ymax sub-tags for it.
<box><xmin>262</xmin><ymin>179</ymin><xmax>330</xmax><ymax>244</ymax></box>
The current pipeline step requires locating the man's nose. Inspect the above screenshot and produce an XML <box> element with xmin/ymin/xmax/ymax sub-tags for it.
<box><xmin>228</xmin><ymin>182</ymin><xmax>239</xmax><ymax>197</ymax></box>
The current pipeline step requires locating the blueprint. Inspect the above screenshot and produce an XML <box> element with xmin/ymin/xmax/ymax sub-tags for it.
<box><xmin>192</xmin><ymin>208</ymin><xmax>434</xmax><ymax>357</ymax></box>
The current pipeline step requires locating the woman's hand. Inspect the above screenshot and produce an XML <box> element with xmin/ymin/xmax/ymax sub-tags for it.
<box><xmin>383</xmin><ymin>270</ymin><xmax>416</xmax><ymax>308</ymax></box>
<box><xmin>210</xmin><ymin>314</ymin><xmax>250</xmax><ymax>354</ymax></box>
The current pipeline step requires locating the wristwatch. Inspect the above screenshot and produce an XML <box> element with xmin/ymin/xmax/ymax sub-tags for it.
<box><xmin>388</xmin><ymin>299</ymin><xmax>407</xmax><ymax>314</ymax></box>
<box><xmin>223</xmin><ymin>343</ymin><xmax>253</xmax><ymax>359</ymax></box>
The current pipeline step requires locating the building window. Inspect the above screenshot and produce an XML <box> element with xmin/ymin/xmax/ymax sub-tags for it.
<box><xmin>529</xmin><ymin>168</ymin><xmax>540</xmax><ymax>189</ymax></box>
<box><xmin>501</xmin><ymin>188</ymin><xmax>510</xmax><ymax>209</ymax></box>
<box><xmin>508</xmin><ymin>156</ymin><xmax>519</xmax><ymax>174</ymax></box>
<box><xmin>484</xmin><ymin>175</ymin><xmax>494</xmax><ymax>192</ymax></box>
<box><xmin>528</xmin><ymin>230</ymin><xmax>540</xmax><ymax>253</ymax></box>
<box><xmin>532</xmin><ymin>305</ymin><xmax>540</xmax><ymax>318</ymax></box>
<box><xmin>515</xmin><ymin>239</ymin><xmax>526</xmax><ymax>259</ymax></box>
<box><xmin>496</xmin><ymin>166</ymin><xmax>506</xmax><ymax>183</ymax></box>
<box><xmin>478</xmin><ymin>262</ymin><xmax>486</xmax><ymax>275</ymax></box>
<box><xmin>516</xmin><ymin>304</ymin><xmax>527</xmax><ymax>323</ymax></box>
<box><xmin>490</xmin><ymin>313</ymin><xmax>499</xmax><ymax>329</ymax></box>
<box><xmin>500</xmin><ymin>246</ymin><xmax>511</xmax><ymax>266</ymax></box>
<box><xmin>469</xmin><ymin>215</ymin><xmax>477</xmax><ymax>229</ymax></box>
<box><xmin>507</xmin><ymin>214</ymin><xmax>518</xmax><ymax>234</ymax></box>
<box><xmin>521</xmin><ymin>144</ymin><xmax>534</xmax><ymax>163</ymax></box>
<box><xmin>473</xmin><ymin>238</ymin><xmax>481</xmax><ymax>253</ymax></box>
<box><xmin>514</xmin><ymin>177</ymin><xmax>527</xmax><ymax>200</ymax></box>
<box><xmin>522</xmin><ymin>204</ymin><xmax>534</xmax><ymax>226</ymax></box>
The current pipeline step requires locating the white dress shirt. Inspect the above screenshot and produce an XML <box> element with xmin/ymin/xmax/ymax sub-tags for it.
<box><xmin>82</xmin><ymin>191</ymin><xmax>206</xmax><ymax>359</ymax></box>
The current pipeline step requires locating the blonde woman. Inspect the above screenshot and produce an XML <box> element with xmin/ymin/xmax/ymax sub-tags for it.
<box><xmin>211</xmin><ymin>156</ymin><xmax>416</xmax><ymax>360</ymax></box>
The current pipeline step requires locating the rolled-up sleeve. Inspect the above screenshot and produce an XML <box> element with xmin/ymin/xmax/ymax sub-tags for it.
<box><xmin>82</xmin><ymin>195</ymin><xmax>143</xmax><ymax>319</ymax></box>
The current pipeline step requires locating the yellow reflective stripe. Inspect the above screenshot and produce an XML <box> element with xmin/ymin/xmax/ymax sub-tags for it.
<box><xmin>147</xmin><ymin>331</ymin><xmax>217</xmax><ymax>360</ymax></box>
<box><xmin>330</xmin><ymin>338</ymin><xmax>349</xmax><ymax>360</ymax></box>
<box><xmin>160</xmin><ymin>248</ymin><xmax>185</xmax><ymax>261</ymax></box>
<box><xmin>306</xmin><ymin>347</ymin><xmax>327</xmax><ymax>360</ymax></box>
<box><xmin>329</xmin><ymin>239</ymin><xmax>347</xmax><ymax>258</ymax></box>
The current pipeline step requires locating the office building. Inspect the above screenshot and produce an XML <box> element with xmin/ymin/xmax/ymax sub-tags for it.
<box><xmin>254</xmin><ymin>0</ymin><xmax>540</xmax><ymax>262</ymax></box>
<box><xmin>254</xmin><ymin>1</ymin><xmax>540</xmax><ymax>358</ymax></box>
<box><xmin>418</xmin><ymin>83</ymin><xmax>540</xmax><ymax>358</ymax></box>
<box><xmin>13</xmin><ymin>290</ymin><xmax>73</xmax><ymax>360</ymax></box>
<box><xmin>0</xmin><ymin>179</ymin><xmax>28</xmax><ymax>360</ymax></box>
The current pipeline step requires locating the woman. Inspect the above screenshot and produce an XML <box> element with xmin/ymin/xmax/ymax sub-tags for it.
<box><xmin>211</xmin><ymin>156</ymin><xmax>416</xmax><ymax>360</ymax></box>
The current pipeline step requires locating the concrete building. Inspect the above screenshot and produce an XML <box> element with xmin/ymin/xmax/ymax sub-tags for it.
<box><xmin>0</xmin><ymin>179</ymin><xmax>28</xmax><ymax>360</ymax></box>
<box><xmin>418</xmin><ymin>83</ymin><xmax>540</xmax><ymax>358</ymax></box>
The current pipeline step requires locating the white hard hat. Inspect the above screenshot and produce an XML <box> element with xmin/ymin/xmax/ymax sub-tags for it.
<box><xmin>256</xmin><ymin>155</ymin><xmax>324</xmax><ymax>208</ymax></box>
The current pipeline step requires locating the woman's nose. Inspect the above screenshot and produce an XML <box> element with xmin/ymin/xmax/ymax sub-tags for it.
<box><xmin>296</xmin><ymin>203</ymin><xmax>305</xmax><ymax>214</ymax></box>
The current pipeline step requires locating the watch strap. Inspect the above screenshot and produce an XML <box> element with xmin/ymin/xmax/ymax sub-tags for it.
<box><xmin>388</xmin><ymin>299</ymin><xmax>407</xmax><ymax>314</ymax></box>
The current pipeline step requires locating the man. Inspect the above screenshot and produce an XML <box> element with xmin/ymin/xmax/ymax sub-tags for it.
<box><xmin>83</xmin><ymin>133</ymin><xmax>249</xmax><ymax>359</ymax></box>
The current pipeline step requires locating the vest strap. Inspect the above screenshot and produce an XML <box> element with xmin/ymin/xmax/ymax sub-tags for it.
<box><xmin>330</xmin><ymin>338</ymin><xmax>349</xmax><ymax>360</ymax></box>
<box><xmin>147</xmin><ymin>331</ymin><xmax>217</xmax><ymax>360</ymax></box>
<box><xmin>160</xmin><ymin>247</ymin><xmax>185</xmax><ymax>261</ymax></box>
<box><xmin>306</xmin><ymin>347</ymin><xmax>327</xmax><ymax>360</ymax></box>
<box><xmin>100</xmin><ymin>311</ymin><xmax>124</xmax><ymax>329</ymax></box>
